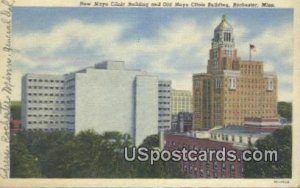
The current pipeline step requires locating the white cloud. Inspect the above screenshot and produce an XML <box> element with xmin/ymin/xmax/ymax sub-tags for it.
<box><xmin>11</xmin><ymin>17</ymin><xmax>293</xmax><ymax>102</ymax></box>
<box><xmin>13</xmin><ymin>20</ymin><xmax>127</xmax><ymax>55</ymax></box>
<box><xmin>278</xmin><ymin>90</ymin><xmax>292</xmax><ymax>102</ymax></box>
<box><xmin>264</xmin><ymin>61</ymin><xmax>275</xmax><ymax>72</ymax></box>
<box><xmin>278</xmin><ymin>74</ymin><xmax>292</xmax><ymax>85</ymax></box>
<box><xmin>249</xmin><ymin>24</ymin><xmax>293</xmax><ymax>63</ymax></box>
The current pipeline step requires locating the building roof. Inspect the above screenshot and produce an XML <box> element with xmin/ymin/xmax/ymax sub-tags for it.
<box><xmin>210</xmin><ymin>126</ymin><xmax>273</xmax><ymax>135</ymax></box>
<box><xmin>215</xmin><ymin>15</ymin><xmax>233</xmax><ymax>31</ymax></box>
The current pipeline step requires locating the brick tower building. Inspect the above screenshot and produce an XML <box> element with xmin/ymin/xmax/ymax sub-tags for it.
<box><xmin>193</xmin><ymin>15</ymin><xmax>278</xmax><ymax>130</ymax></box>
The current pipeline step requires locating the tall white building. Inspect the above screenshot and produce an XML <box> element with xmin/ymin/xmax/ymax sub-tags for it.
<box><xmin>158</xmin><ymin>80</ymin><xmax>172</xmax><ymax>131</ymax></box>
<box><xmin>22</xmin><ymin>61</ymin><xmax>158</xmax><ymax>145</ymax></box>
<box><xmin>21</xmin><ymin>74</ymin><xmax>69</xmax><ymax>131</ymax></box>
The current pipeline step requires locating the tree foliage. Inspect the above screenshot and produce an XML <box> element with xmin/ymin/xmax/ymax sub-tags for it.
<box><xmin>10</xmin><ymin>101</ymin><xmax>21</xmax><ymax>120</ymax></box>
<box><xmin>278</xmin><ymin>101</ymin><xmax>292</xmax><ymax>122</ymax></box>
<box><xmin>10</xmin><ymin>133</ymin><xmax>41</xmax><ymax>178</ymax></box>
<box><xmin>244</xmin><ymin>126</ymin><xmax>292</xmax><ymax>178</ymax></box>
<box><xmin>10</xmin><ymin>130</ymin><xmax>184</xmax><ymax>178</ymax></box>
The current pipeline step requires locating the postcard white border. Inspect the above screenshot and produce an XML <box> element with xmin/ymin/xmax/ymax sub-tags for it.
<box><xmin>0</xmin><ymin>0</ymin><xmax>299</xmax><ymax>187</ymax></box>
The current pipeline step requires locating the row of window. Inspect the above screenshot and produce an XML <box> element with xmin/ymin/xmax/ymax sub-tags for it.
<box><xmin>210</xmin><ymin>133</ymin><xmax>252</xmax><ymax>144</ymax></box>
<box><xmin>158</xmin><ymin>125</ymin><xmax>171</xmax><ymax>129</ymax></box>
<box><xmin>158</xmin><ymin>114</ymin><xmax>170</xmax><ymax>117</ymax></box>
<box><xmin>240</xmin><ymin>69</ymin><xmax>261</xmax><ymax>74</ymax></box>
<box><xmin>159</xmin><ymin>102</ymin><xmax>170</xmax><ymax>105</ymax></box>
<box><xmin>159</xmin><ymin>108</ymin><xmax>170</xmax><ymax>111</ymax></box>
<box><xmin>28</xmin><ymin>114</ymin><xmax>64</xmax><ymax>117</ymax></box>
<box><xmin>66</xmin><ymin>93</ymin><xmax>75</xmax><ymax>97</ymax></box>
<box><xmin>66</xmin><ymin>85</ymin><xmax>75</xmax><ymax>90</ymax></box>
<box><xmin>158</xmin><ymin>84</ymin><xmax>171</xmax><ymax>87</ymax></box>
<box><xmin>28</xmin><ymin>79</ymin><xmax>64</xmax><ymax>83</ymax></box>
<box><xmin>159</xmin><ymin>90</ymin><xmax>170</xmax><ymax>93</ymax></box>
<box><xmin>158</xmin><ymin>96</ymin><xmax>171</xmax><ymax>99</ymax></box>
<box><xmin>28</xmin><ymin>100</ymin><xmax>65</xmax><ymax>104</ymax></box>
<box><xmin>224</xmin><ymin>49</ymin><xmax>233</xmax><ymax>56</ymax></box>
<box><xmin>182</xmin><ymin>163</ymin><xmax>240</xmax><ymax>178</ymax></box>
<box><xmin>28</xmin><ymin>107</ymin><xmax>64</xmax><ymax>111</ymax></box>
<box><xmin>66</xmin><ymin>100</ymin><xmax>75</xmax><ymax>104</ymax></box>
<box><xmin>28</xmin><ymin>121</ymin><xmax>65</xmax><ymax>124</ymax></box>
<box><xmin>28</xmin><ymin>93</ymin><xmax>64</xmax><ymax>97</ymax></box>
<box><xmin>224</xmin><ymin>32</ymin><xmax>231</xmax><ymax>42</ymax></box>
<box><xmin>158</xmin><ymin>120</ymin><xmax>170</xmax><ymax>122</ymax></box>
<box><xmin>27</xmin><ymin>128</ymin><xmax>73</xmax><ymax>132</ymax></box>
<box><xmin>28</xmin><ymin>86</ymin><xmax>64</xmax><ymax>90</ymax></box>
<box><xmin>240</xmin><ymin>64</ymin><xmax>261</xmax><ymax>69</ymax></box>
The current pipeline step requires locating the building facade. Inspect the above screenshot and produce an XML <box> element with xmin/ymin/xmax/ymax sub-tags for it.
<box><xmin>172</xmin><ymin>112</ymin><xmax>193</xmax><ymax>133</ymax></box>
<box><xmin>164</xmin><ymin>133</ymin><xmax>244</xmax><ymax>178</ymax></box>
<box><xmin>193</xmin><ymin>15</ymin><xmax>278</xmax><ymax>130</ymax></box>
<box><xmin>21</xmin><ymin>74</ymin><xmax>68</xmax><ymax>131</ymax></box>
<box><xmin>22</xmin><ymin>61</ymin><xmax>158</xmax><ymax>145</ymax></box>
<box><xmin>171</xmin><ymin>89</ymin><xmax>193</xmax><ymax>114</ymax></box>
<box><xmin>158</xmin><ymin>80</ymin><xmax>172</xmax><ymax>131</ymax></box>
<box><xmin>163</xmin><ymin>125</ymin><xmax>278</xmax><ymax>178</ymax></box>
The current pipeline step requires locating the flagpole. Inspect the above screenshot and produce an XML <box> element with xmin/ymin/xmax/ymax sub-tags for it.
<box><xmin>249</xmin><ymin>45</ymin><xmax>252</xmax><ymax>61</ymax></box>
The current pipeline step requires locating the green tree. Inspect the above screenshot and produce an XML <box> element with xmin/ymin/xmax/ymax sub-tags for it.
<box><xmin>278</xmin><ymin>101</ymin><xmax>292</xmax><ymax>122</ymax></box>
<box><xmin>65</xmin><ymin>130</ymin><xmax>135</xmax><ymax>178</ymax></box>
<box><xmin>10</xmin><ymin>134</ymin><xmax>41</xmax><ymax>178</ymax></box>
<box><xmin>244</xmin><ymin>126</ymin><xmax>292</xmax><ymax>178</ymax></box>
<box><xmin>10</xmin><ymin>130</ymin><xmax>184</xmax><ymax>178</ymax></box>
<box><xmin>10</xmin><ymin>101</ymin><xmax>21</xmax><ymax>120</ymax></box>
<box><xmin>134</xmin><ymin>134</ymin><xmax>184</xmax><ymax>178</ymax></box>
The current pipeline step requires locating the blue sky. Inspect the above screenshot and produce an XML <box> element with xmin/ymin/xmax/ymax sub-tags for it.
<box><xmin>12</xmin><ymin>8</ymin><xmax>293</xmax><ymax>101</ymax></box>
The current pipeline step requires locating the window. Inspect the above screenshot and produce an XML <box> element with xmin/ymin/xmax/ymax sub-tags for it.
<box><xmin>229</xmin><ymin>77</ymin><xmax>237</xmax><ymax>90</ymax></box>
<box><xmin>267</xmin><ymin>79</ymin><xmax>273</xmax><ymax>91</ymax></box>
<box><xmin>215</xmin><ymin>78</ymin><xmax>221</xmax><ymax>89</ymax></box>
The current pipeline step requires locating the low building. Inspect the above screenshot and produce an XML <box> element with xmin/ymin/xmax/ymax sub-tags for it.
<box><xmin>173</xmin><ymin>112</ymin><xmax>193</xmax><ymax>133</ymax></box>
<box><xmin>209</xmin><ymin>126</ymin><xmax>275</xmax><ymax>149</ymax></box>
<box><xmin>164</xmin><ymin>133</ymin><xmax>244</xmax><ymax>178</ymax></box>
<box><xmin>10</xmin><ymin>119</ymin><xmax>22</xmax><ymax>133</ymax></box>
<box><xmin>163</xmin><ymin>125</ymin><xmax>280</xmax><ymax>178</ymax></box>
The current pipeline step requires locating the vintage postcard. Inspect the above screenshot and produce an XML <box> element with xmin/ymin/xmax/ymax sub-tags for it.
<box><xmin>0</xmin><ymin>0</ymin><xmax>299</xmax><ymax>187</ymax></box>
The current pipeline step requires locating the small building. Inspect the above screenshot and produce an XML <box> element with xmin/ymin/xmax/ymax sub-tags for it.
<box><xmin>10</xmin><ymin>119</ymin><xmax>22</xmax><ymax>133</ymax></box>
<box><xmin>173</xmin><ymin>112</ymin><xmax>193</xmax><ymax>133</ymax></box>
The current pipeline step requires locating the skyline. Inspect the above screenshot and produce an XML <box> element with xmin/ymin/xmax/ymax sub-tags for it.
<box><xmin>11</xmin><ymin>8</ymin><xmax>293</xmax><ymax>101</ymax></box>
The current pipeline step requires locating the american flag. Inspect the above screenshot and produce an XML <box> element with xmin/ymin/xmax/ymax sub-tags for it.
<box><xmin>250</xmin><ymin>44</ymin><xmax>256</xmax><ymax>52</ymax></box>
